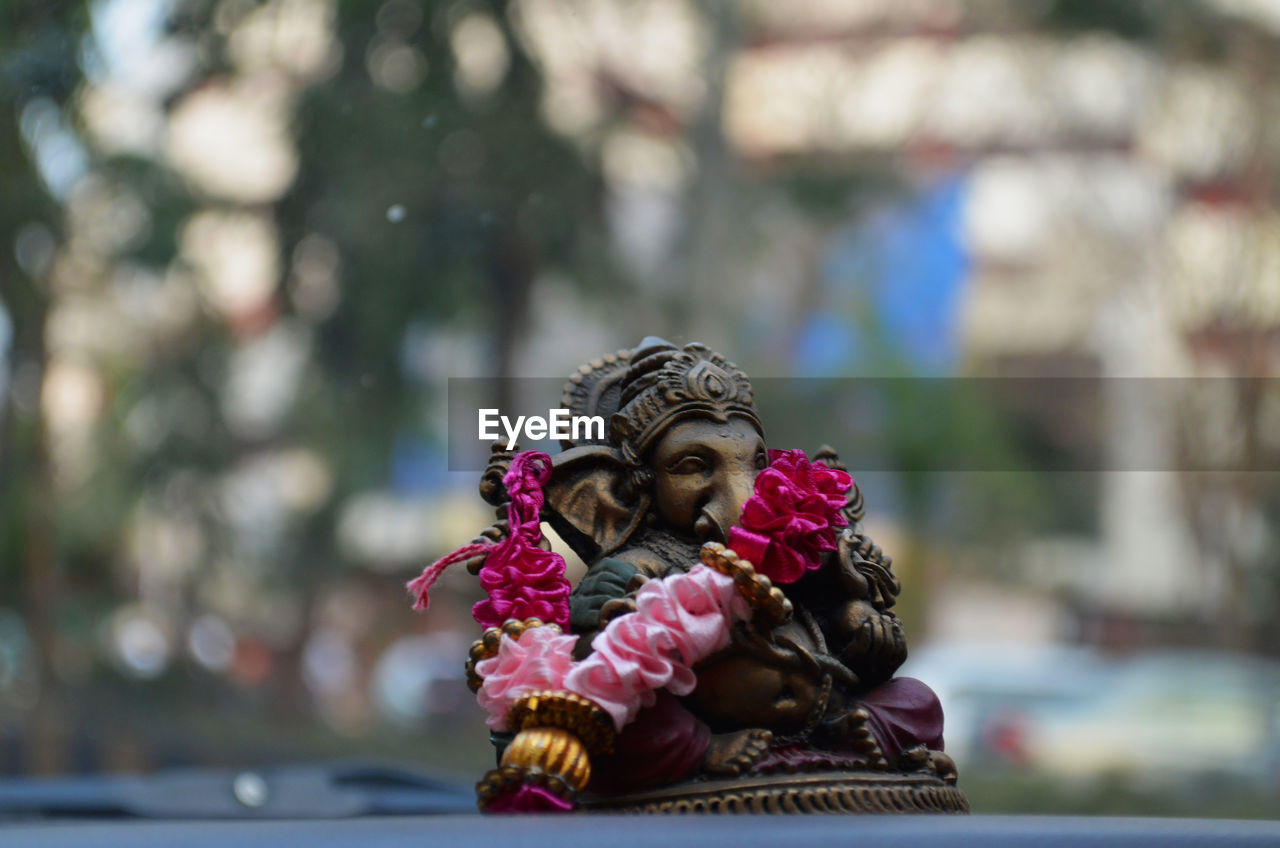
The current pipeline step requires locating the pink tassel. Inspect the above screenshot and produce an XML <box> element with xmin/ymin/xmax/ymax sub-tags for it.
<box><xmin>407</xmin><ymin>451</ymin><xmax>571</xmax><ymax>630</ymax></box>
<box><xmin>405</xmin><ymin>542</ymin><xmax>491</xmax><ymax>612</ymax></box>
<box><xmin>484</xmin><ymin>783</ymin><xmax>575</xmax><ymax>813</ymax></box>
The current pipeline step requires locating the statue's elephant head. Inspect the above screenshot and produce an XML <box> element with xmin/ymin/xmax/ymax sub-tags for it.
<box><xmin>543</xmin><ymin>415</ymin><xmax>767</xmax><ymax>564</ymax></box>
<box><xmin>542</xmin><ymin>445</ymin><xmax>650</xmax><ymax>563</ymax></box>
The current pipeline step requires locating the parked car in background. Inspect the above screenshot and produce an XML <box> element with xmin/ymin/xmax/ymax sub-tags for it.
<box><xmin>901</xmin><ymin>644</ymin><xmax>1280</xmax><ymax>798</ymax></box>
<box><xmin>1022</xmin><ymin>651</ymin><xmax>1280</xmax><ymax>791</ymax></box>
<box><xmin>900</xmin><ymin>642</ymin><xmax>1108</xmax><ymax>770</ymax></box>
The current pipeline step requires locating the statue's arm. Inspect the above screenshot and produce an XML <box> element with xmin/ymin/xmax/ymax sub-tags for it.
<box><xmin>569</xmin><ymin>556</ymin><xmax>640</xmax><ymax>635</ymax></box>
<box><xmin>787</xmin><ymin>526</ymin><xmax>907</xmax><ymax>687</ymax></box>
<box><xmin>831</xmin><ymin>527</ymin><xmax>908</xmax><ymax>685</ymax></box>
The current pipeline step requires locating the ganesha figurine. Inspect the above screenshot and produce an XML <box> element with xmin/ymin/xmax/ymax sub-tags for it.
<box><xmin>409</xmin><ymin>338</ymin><xmax>968</xmax><ymax>814</ymax></box>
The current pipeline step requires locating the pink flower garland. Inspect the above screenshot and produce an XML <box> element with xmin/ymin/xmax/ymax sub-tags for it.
<box><xmin>430</xmin><ymin>447</ymin><xmax>855</xmax><ymax>735</ymax></box>
<box><xmin>474</xmin><ymin>564</ymin><xmax>749</xmax><ymax>732</ymax></box>
<box><xmin>726</xmin><ymin>449</ymin><xmax>853</xmax><ymax>584</ymax></box>
<box><xmin>410</xmin><ymin>444</ymin><xmax>865</xmax><ymax>814</ymax></box>
<box><xmin>466</xmin><ymin>447</ymin><xmax>854</xmax><ymax>733</ymax></box>
<box><xmin>474</xmin><ymin>625</ymin><xmax>578</xmax><ymax>731</ymax></box>
<box><xmin>406</xmin><ymin>451</ymin><xmax>571</xmax><ymax>630</ymax></box>
<box><xmin>566</xmin><ymin>564</ymin><xmax>750</xmax><ymax>729</ymax></box>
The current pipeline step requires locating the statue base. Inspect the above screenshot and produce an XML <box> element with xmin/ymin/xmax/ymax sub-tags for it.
<box><xmin>580</xmin><ymin>770</ymin><xmax>969</xmax><ymax>815</ymax></box>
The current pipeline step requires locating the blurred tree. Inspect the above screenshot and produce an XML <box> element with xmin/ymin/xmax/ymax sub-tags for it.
<box><xmin>0</xmin><ymin>0</ymin><xmax>89</xmax><ymax>771</ymax></box>
<box><xmin>284</xmin><ymin>0</ymin><xmax>609</xmax><ymax>472</ymax></box>
<box><xmin>0</xmin><ymin>0</ymin><xmax>619</xmax><ymax>768</ymax></box>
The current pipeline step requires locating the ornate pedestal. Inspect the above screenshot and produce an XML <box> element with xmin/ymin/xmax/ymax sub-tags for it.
<box><xmin>583</xmin><ymin>771</ymin><xmax>969</xmax><ymax>814</ymax></box>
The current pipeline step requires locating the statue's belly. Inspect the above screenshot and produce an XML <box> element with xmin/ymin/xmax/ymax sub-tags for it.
<box><xmin>688</xmin><ymin>621</ymin><xmax>825</xmax><ymax>734</ymax></box>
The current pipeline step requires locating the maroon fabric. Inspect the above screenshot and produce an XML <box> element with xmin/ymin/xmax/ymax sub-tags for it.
<box><xmin>590</xmin><ymin>678</ymin><xmax>942</xmax><ymax>791</ymax></box>
<box><xmin>590</xmin><ymin>691</ymin><xmax>710</xmax><ymax>793</ymax></box>
<box><xmin>858</xmin><ymin>676</ymin><xmax>945</xmax><ymax>760</ymax></box>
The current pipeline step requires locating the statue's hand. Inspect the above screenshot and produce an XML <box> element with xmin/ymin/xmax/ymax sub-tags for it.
<box><xmin>835</xmin><ymin>600</ymin><xmax>906</xmax><ymax>680</ymax></box>
<box><xmin>596</xmin><ymin>572</ymin><xmax>650</xmax><ymax>627</ymax></box>
<box><xmin>835</xmin><ymin>529</ymin><xmax>871</xmax><ymax>598</ymax></box>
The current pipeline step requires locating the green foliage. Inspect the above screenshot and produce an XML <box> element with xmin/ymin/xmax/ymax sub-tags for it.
<box><xmin>965</xmin><ymin>770</ymin><xmax>1280</xmax><ymax>819</ymax></box>
<box><xmin>775</xmin><ymin>165</ymin><xmax>906</xmax><ymax>223</ymax></box>
<box><xmin>0</xmin><ymin>1</ymin><xmax>87</xmax><ymax>105</ymax></box>
<box><xmin>0</xmin><ymin>0</ymin><xmax>86</xmax><ymax>596</ymax></box>
<box><xmin>1041</xmin><ymin>0</ymin><xmax>1164</xmax><ymax>41</ymax></box>
<box><xmin>1042</xmin><ymin>0</ymin><xmax>1231</xmax><ymax>62</ymax></box>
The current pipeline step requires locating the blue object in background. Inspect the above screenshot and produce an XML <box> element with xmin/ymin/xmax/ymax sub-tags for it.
<box><xmin>797</xmin><ymin>176</ymin><xmax>970</xmax><ymax>376</ymax></box>
<box><xmin>391</xmin><ymin>438</ymin><xmax>450</xmax><ymax>496</ymax></box>
<box><xmin>793</xmin><ymin>313</ymin><xmax>860</xmax><ymax>375</ymax></box>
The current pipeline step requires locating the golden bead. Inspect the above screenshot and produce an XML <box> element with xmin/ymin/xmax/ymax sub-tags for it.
<box><xmin>500</xmin><ymin>727</ymin><xmax>592</xmax><ymax>793</ymax></box>
<box><xmin>699</xmin><ymin>541</ymin><xmax>792</xmax><ymax>626</ymax></box>
<box><xmin>507</xmin><ymin>690</ymin><xmax>616</xmax><ymax>755</ymax></box>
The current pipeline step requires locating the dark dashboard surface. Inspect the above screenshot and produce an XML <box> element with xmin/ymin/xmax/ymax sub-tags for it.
<box><xmin>7</xmin><ymin>814</ymin><xmax>1280</xmax><ymax>848</ymax></box>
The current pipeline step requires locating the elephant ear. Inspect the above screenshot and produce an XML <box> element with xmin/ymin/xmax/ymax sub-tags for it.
<box><xmin>545</xmin><ymin>445</ymin><xmax>648</xmax><ymax>563</ymax></box>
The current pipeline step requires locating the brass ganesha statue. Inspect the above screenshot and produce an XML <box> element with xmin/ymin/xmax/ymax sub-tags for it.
<box><xmin>433</xmin><ymin>337</ymin><xmax>966</xmax><ymax>814</ymax></box>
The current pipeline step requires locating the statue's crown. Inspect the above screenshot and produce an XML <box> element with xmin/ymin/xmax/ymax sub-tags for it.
<box><xmin>610</xmin><ymin>337</ymin><xmax>762</xmax><ymax>459</ymax></box>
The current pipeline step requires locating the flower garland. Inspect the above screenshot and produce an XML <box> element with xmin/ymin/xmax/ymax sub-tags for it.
<box><xmin>465</xmin><ymin>449</ymin><xmax>850</xmax><ymax>731</ymax></box>
<box><xmin>473</xmin><ymin>625</ymin><xmax>577</xmax><ymax>731</ymax></box>
<box><xmin>475</xmin><ymin>563</ymin><xmax>749</xmax><ymax>732</ymax></box>
<box><xmin>726</xmin><ymin>449</ymin><xmax>852</xmax><ymax>584</ymax></box>
<box><xmin>409</xmin><ymin>447</ymin><xmax>854</xmax><ymax>811</ymax></box>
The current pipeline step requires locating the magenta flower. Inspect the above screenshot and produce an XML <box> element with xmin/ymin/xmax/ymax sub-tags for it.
<box><xmin>727</xmin><ymin>449</ymin><xmax>853</xmax><ymax>584</ymax></box>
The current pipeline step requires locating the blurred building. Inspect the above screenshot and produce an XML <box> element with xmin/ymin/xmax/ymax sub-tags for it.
<box><xmin>517</xmin><ymin>0</ymin><xmax>1280</xmax><ymax>650</ymax></box>
<box><xmin>737</xmin><ymin>1</ymin><xmax>1278</xmax><ymax>648</ymax></box>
